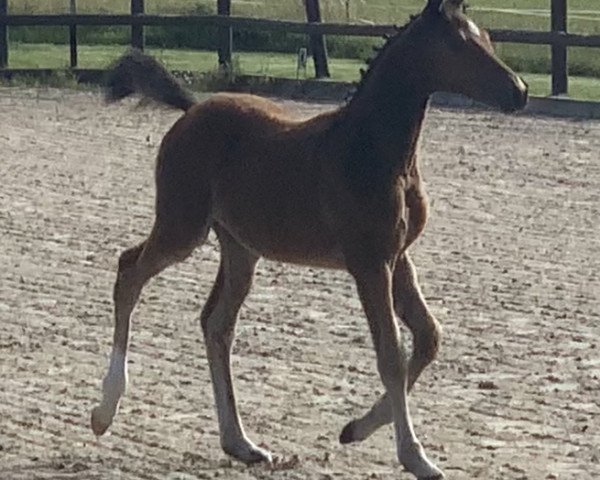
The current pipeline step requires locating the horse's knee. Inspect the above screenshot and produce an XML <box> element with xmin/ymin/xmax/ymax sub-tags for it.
<box><xmin>371</xmin><ymin>329</ymin><xmax>409</xmax><ymax>390</ymax></box>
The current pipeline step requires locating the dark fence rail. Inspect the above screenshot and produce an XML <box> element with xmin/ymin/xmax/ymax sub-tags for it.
<box><xmin>1</xmin><ymin>9</ymin><xmax>599</xmax><ymax>95</ymax></box>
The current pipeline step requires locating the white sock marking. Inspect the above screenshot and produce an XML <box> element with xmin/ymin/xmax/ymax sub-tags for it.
<box><xmin>102</xmin><ymin>350</ymin><xmax>127</xmax><ymax>410</ymax></box>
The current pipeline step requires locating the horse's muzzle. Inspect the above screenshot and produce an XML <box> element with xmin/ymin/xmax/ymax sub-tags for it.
<box><xmin>503</xmin><ymin>76</ymin><xmax>529</xmax><ymax>113</ymax></box>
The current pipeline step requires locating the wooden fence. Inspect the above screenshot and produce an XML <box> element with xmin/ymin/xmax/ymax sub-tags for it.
<box><xmin>1</xmin><ymin>0</ymin><xmax>600</xmax><ymax>96</ymax></box>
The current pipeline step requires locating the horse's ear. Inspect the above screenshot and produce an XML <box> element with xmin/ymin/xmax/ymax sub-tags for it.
<box><xmin>439</xmin><ymin>0</ymin><xmax>464</xmax><ymax>18</ymax></box>
<box><xmin>424</xmin><ymin>0</ymin><xmax>462</xmax><ymax>18</ymax></box>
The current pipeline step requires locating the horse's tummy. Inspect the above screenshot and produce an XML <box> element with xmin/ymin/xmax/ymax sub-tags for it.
<box><xmin>210</xmin><ymin>159</ymin><xmax>345</xmax><ymax>268</ymax></box>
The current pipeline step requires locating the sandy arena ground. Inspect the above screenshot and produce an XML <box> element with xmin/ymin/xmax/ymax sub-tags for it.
<box><xmin>0</xmin><ymin>88</ymin><xmax>599</xmax><ymax>480</ymax></box>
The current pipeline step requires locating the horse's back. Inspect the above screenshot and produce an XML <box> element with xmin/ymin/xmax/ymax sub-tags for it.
<box><xmin>190</xmin><ymin>92</ymin><xmax>290</xmax><ymax>132</ymax></box>
<box><xmin>155</xmin><ymin>93</ymin><xmax>345</xmax><ymax>263</ymax></box>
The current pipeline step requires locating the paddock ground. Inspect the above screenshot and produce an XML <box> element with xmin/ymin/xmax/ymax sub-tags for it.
<box><xmin>0</xmin><ymin>88</ymin><xmax>598</xmax><ymax>479</ymax></box>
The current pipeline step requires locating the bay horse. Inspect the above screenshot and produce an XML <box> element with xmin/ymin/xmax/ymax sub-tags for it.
<box><xmin>91</xmin><ymin>0</ymin><xmax>528</xmax><ymax>478</ymax></box>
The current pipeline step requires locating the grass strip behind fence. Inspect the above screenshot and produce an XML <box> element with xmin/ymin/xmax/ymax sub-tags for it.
<box><xmin>6</xmin><ymin>42</ymin><xmax>600</xmax><ymax>100</ymax></box>
<box><xmin>7</xmin><ymin>2</ymin><xmax>600</xmax><ymax>66</ymax></box>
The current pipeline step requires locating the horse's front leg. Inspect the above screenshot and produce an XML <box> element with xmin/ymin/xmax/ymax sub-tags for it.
<box><xmin>346</xmin><ymin>257</ymin><xmax>443</xmax><ymax>479</ymax></box>
<box><xmin>202</xmin><ymin>228</ymin><xmax>271</xmax><ymax>464</ymax></box>
<box><xmin>340</xmin><ymin>252</ymin><xmax>442</xmax><ymax>444</ymax></box>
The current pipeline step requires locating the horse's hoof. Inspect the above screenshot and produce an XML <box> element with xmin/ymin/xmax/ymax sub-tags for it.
<box><xmin>339</xmin><ymin>421</ymin><xmax>356</xmax><ymax>444</ymax></box>
<box><xmin>90</xmin><ymin>406</ymin><xmax>111</xmax><ymax>436</ymax></box>
<box><xmin>400</xmin><ymin>441</ymin><xmax>444</xmax><ymax>480</ymax></box>
<box><xmin>222</xmin><ymin>439</ymin><xmax>272</xmax><ymax>464</ymax></box>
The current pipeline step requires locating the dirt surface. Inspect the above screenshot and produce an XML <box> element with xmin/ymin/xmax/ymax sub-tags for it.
<box><xmin>0</xmin><ymin>88</ymin><xmax>599</xmax><ymax>480</ymax></box>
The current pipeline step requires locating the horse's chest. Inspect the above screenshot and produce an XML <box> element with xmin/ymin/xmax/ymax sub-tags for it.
<box><xmin>352</xmin><ymin>183</ymin><xmax>428</xmax><ymax>256</ymax></box>
<box><xmin>404</xmin><ymin>185</ymin><xmax>429</xmax><ymax>249</ymax></box>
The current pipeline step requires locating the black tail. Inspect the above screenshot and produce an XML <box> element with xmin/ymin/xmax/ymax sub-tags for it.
<box><xmin>105</xmin><ymin>49</ymin><xmax>196</xmax><ymax>112</ymax></box>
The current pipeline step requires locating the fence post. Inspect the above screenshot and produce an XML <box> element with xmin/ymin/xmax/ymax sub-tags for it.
<box><xmin>217</xmin><ymin>0</ymin><xmax>232</xmax><ymax>72</ymax></box>
<box><xmin>131</xmin><ymin>0</ymin><xmax>145</xmax><ymax>50</ymax></box>
<box><xmin>0</xmin><ymin>0</ymin><xmax>8</xmax><ymax>69</ymax></box>
<box><xmin>304</xmin><ymin>0</ymin><xmax>330</xmax><ymax>78</ymax></box>
<box><xmin>69</xmin><ymin>0</ymin><xmax>77</xmax><ymax>68</ymax></box>
<box><xmin>551</xmin><ymin>0</ymin><xmax>568</xmax><ymax>96</ymax></box>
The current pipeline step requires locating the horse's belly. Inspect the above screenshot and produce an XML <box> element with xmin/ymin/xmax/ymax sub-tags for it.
<box><xmin>212</xmin><ymin>204</ymin><xmax>345</xmax><ymax>269</ymax></box>
<box><xmin>262</xmin><ymin>246</ymin><xmax>346</xmax><ymax>270</ymax></box>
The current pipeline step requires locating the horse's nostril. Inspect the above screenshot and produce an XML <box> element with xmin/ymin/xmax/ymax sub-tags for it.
<box><xmin>512</xmin><ymin>76</ymin><xmax>529</xmax><ymax>108</ymax></box>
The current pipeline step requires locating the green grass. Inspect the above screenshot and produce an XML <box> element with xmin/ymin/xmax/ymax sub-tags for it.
<box><xmin>5</xmin><ymin>2</ymin><xmax>600</xmax><ymax>98</ymax></box>
<box><xmin>524</xmin><ymin>73</ymin><xmax>600</xmax><ymax>100</ymax></box>
<box><xmin>8</xmin><ymin>42</ymin><xmax>363</xmax><ymax>79</ymax></box>
<box><xmin>6</xmin><ymin>1</ymin><xmax>600</xmax><ymax>77</ymax></box>
<box><xmin>8</xmin><ymin>42</ymin><xmax>600</xmax><ymax>100</ymax></box>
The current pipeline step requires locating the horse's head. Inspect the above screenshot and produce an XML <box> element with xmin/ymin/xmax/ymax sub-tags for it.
<box><xmin>415</xmin><ymin>0</ymin><xmax>528</xmax><ymax>112</ymax></box>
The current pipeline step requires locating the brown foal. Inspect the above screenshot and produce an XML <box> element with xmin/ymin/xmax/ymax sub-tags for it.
<box><xmin>91</xmin><ymin>0</ymin><xmax>527</xmax><ymax>478</ymax></box>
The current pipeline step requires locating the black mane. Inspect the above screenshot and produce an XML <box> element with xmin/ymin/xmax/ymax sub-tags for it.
<box><xmin>346</xmin><ymin>14</ymin><xmax>421</xmax><ymax>104</ymax></box>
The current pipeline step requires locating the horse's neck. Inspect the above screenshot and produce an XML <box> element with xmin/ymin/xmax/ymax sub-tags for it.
<box><xmin>343</xmin><ymin>40</ymin><xmax>430</xmax><ymax>178</ymax></box>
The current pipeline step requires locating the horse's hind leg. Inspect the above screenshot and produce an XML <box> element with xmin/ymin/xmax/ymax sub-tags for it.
<box><xmin>201</xmin><ymin>226</ymin><xmax>269</xmax><ymax>464</ymax></box>
<box><xmin>91</xmin><ymin>203</ymin><xmax>210</xmax><ymax>436</ymax></box>
<box><xmin>340</xmin><ymin>253</ymin><xmax>441</xmax><ymax>445</ymax></box>
<box><xmin>91</xmin><ymin>240</ymin><xmax>146</xmax><ymax>435</ymax></box>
